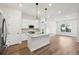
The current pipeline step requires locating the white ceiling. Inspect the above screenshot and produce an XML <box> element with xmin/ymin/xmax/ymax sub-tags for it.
<box><xmin>0</xmin><ymin>3</ymin><xmax>79</xmax><ymax>21</ymax></box>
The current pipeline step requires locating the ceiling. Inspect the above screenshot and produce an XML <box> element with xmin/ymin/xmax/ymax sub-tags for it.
<box><xmin>0</xmin><ymin>3</ymin><xmax>79</xmax><ymax>21</ymax></box>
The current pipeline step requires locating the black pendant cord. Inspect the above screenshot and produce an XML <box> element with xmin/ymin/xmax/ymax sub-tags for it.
<box><xmin>36</xmin><ymin>3</ymin><xmax>38</xmax><ymax>19</ymax></box>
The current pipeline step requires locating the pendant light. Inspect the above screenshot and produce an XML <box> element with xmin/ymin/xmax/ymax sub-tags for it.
<box><xmin>35</xmin><ymin>3</ymin><xmax>39</xmax><ymax>23</ymax></box>
<box><xmin>44</xmin><ymin>8</ymin><xmax>48</xmax><ymax>34</ymax></box>
<box><xmin>45</xmin><ymin>8</ymin><xmax>47</xmax><ymax>22</ymax></box>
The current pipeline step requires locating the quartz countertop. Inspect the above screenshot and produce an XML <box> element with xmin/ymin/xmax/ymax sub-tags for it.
<box><xmin>27</xmin><ymin>33</ymin><xmax>50</xmax><ymax>38</ymax></box>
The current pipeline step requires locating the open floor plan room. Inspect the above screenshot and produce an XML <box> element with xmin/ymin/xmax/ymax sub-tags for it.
<box><xmin>0</xmin><ymin>3</ymin><xmax>79</xmax><ymax>55</ymax></box>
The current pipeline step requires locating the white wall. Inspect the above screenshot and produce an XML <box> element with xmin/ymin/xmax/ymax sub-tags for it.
<box><xmin>56</xmin><ymin>19</ymin><xmax>77</xmax><ymax>37</ymax></box>
<box><xmin>46</xmin><ymin>20</ymin><xmax>56</xmax><ymax>34</ymax></box>
<box><xmin>22</xmin><ymin>18</ymin><xmax>56</xmax><ymax>34</ymax></box>
<box><xmin>22</xmin><ymin>19</ymin><xmax>39</xmax><ymax>28</ymax></box>
<box><xmin>0</xmin><ymin>5</ymin><xmax>22</xmax><ymax>46</ymax></box>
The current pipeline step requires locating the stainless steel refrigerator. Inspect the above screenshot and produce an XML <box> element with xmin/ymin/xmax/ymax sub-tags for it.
<box><xmin>0</xmin><ymin>12</ymin><xmax>7</xmax><ymax>54</ymax></box>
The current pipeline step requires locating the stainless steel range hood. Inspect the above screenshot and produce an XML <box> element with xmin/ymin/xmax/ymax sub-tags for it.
<box><xmin>0</xmin><ymin>12</ymin><xmax>7</xmax><ymax>54</ymax></box>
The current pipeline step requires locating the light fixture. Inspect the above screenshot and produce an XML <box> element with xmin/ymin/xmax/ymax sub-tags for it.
<box><xmin>58</xmin><ymin>10</ymin><xmax>62</xmax><ymax>14</ymax></box>
<box><xmin>36</xmin><ymin>20</ymin><xmax>39</xmax><ymax>23</ymax></box>
<box><xmin>35</xmin><ymin>3</ymin><xmax>39</xmax><ymax>22</ymax></box>
<box><xmin>48</xmin><ymin>3</ymin><xmax>52</xmax><ymax>7</ymax></box>
<box><xmin>19</xmin><ymin>3</ymin><xmax>23</xmax><ymax>7</ymax></box>
<box><xmin>36</xmin><ymin>3</ymin><xmax>38</xmax><ymax>19</ymax></box>
<box><xmin>45</xmin><ymin>8</ymin><xmax>47</xmax><ymax>21</ymax></box>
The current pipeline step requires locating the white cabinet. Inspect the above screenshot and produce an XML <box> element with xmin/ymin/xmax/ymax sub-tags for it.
<box><xmin>27</xmin><ymin>34</ymin><xmax>50</xmax><ymax>52</ymax></box>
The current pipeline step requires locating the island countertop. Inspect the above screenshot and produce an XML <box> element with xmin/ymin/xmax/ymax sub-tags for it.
<box><xmin>27</xmin><ymin>33</ymin><xmax>50</xmax><ymax>38</ymax></box>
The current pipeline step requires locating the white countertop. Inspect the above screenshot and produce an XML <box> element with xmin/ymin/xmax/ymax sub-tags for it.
<box><xmin>27</xmin><ymin>33</ymin><xmax>50</xmax><ymax>38</ymax></box>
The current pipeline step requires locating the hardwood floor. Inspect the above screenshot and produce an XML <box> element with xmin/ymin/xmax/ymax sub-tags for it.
<box><xmin>2</xmin><ymin>35</ymin><xmax>79</xmax><ymax>55</ymax></box>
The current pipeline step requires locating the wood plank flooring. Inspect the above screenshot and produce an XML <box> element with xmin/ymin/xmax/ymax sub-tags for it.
<box><xmin>2</xmin><ymin>35</ymin><xmax>79</xmax><ymax>55</ymax></box>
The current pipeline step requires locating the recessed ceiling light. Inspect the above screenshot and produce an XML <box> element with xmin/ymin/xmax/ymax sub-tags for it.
<box><xmin>58</xmin><ymin>11</ymin><xmax>62</xmax><ymax>14</ymax></box>
<box><xmin>19</xmin><ymin>4</ymin><xmax>23</xmax><ymax>7</ymax></box>
<box><xmin>36</xmin><ymin>20</ymin><xmax>39</xmax><ymax>23</ymax></box>
<box><xmin>48</xmin><ymin>3</ymin><xmax>52</xmax><ymax>7</ymax></box>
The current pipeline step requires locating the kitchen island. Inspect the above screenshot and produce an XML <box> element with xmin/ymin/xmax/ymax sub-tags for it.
<box><xmin>27</xmin><ymin>33</ymin><xmax>50</xmax><ymax>52</ymax></box>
